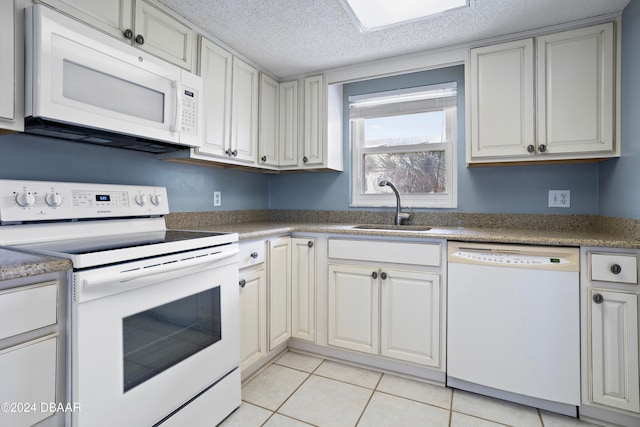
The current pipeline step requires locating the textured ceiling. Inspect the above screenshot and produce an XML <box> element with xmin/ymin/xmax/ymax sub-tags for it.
<box><xmin>157</xmin><ymin>0</ymin><xmax>630</xmax><ymax>79</ymax></box>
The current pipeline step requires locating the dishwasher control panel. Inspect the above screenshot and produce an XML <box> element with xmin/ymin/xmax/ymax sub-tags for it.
<box><xmin>452</xmin><ymin>250</ymin><xmax>570</xmax><ymax>265</ymax></box>
<box><xmin>447</xmin><ymin>242</ymin><xmax>580</xmax><ymax>272</ymax></box>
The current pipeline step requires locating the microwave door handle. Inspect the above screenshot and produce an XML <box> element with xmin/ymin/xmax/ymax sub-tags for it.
<box><xmin>171</xmin><ymin>80</ymin><xmax>182</xmax><ymax>133</ymax></box>
<box><xmin>81</xmin><ymin>249</ymin><xmax>236</xmax><ymax>293</ymax></box>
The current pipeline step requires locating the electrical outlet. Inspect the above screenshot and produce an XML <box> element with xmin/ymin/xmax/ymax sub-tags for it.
<box><xmin>548</xmin><ymin>190</ymin><xmax>570</xmax><ymax>208</ymax></box>
<box><xmin>214</xmin><ymin>191</ymin><xmax>221</xmax><ymax>207</ymax></box>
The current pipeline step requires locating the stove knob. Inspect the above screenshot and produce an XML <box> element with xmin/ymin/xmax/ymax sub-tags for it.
<box><xmin>45</xmin><ymin>192</ymin><xmax>63</xmax><ymax>207</ymax></box>
<box><xmin>135</xmin><ymin>194</ymin><xmax>147</xmax><ymax>206</ymax></box>
<box><xmin>150</xmin><ymin>194</ymin><xmax>162</xmax><ymax>206</ymax></box>
<box><xmin>15</xmin><ymin>191</ymin><xmax>36</xmax><ymax>207</ymax></box>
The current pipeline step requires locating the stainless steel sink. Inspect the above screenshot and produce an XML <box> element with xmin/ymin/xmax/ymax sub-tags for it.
<box><xmin>352</xmin><ymin>224</ymin><xmax>432</xmax><ymax>231</ymax></box>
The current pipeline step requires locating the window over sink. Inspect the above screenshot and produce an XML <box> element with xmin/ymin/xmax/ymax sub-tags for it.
<box><xmin>349</xmin><ymin>80</ymin><xmax>458</xmax><ymax>208</ymax></box>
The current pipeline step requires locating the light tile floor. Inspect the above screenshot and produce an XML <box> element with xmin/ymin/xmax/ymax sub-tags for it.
<box><xmin>220</xmin><ymin>350</ymin><xmax>599</xmax><ymax>427</ymax></box>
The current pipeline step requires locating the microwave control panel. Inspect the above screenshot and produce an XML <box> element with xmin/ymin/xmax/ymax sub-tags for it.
<box><xmin>181</xmin><ymin>86</ymin><xmax>198</xmax><ymax>136</ymax></box>
<box><xmin>0</xmin><ymin>180</ymin><xmax>169</xmax><ymax>222</ymax></box>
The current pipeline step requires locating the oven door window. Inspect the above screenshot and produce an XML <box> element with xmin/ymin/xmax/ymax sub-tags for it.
<box><xmin>122</xmin><ymin>286</ymin><xmax>221</xmax><ymax>392</ymax></box>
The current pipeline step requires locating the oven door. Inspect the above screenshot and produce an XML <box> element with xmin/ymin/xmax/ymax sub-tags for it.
<box><xmin>70</xmin><ymin>246</ymin><xmax>240</xmax><ymax>427</ymax></box>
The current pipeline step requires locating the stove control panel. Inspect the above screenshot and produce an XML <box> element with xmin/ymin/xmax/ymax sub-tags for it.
<box><xmin>0</xmin><ymin>180</ymin><xmax>169</xmax><ymax>222</ymax></box>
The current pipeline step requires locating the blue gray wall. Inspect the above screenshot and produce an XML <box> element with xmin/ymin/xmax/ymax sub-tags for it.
<box><xmin>0</xmin><ymin>133</ymin><xmax>269</xmax><ymax>212</ymax></box>
<box><xmin>4</xmin><ymin>3</ymin><xmax>639</xmax><ymax>219</ymax></box>
<box><xmin>269</xmin><ymin>66</ymin><xmax>600</xmax><ymax>214</ymax></box>
<box><xmin>599</xmin><ymin>0</ymin><xmax>640</xmax><ymax>220</ymax></box>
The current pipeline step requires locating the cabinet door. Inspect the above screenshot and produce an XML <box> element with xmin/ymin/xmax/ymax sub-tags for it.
<box><xmin>268</xmin><ymin>237</ymin><xmax>291</xmax><ymax>350</ymax></box>
<box><xmin>196</xmin><ymin>38</ymin><xmax>232</xmax><ymax>157</ymax></box>
<box><xmin>134</xmin><ymin>0</ymin><xmax>194</xmax><ymax>70</ymax></box>
<box><xmin>37</xmin><ymin>0</ymin><xmax>134</xmax><ymax>41</ymax></box>
<box><xmin>381</xmin><ymin>269</ymin><xmax>440</xmax><ymax>367</ymax></box>
<box><xmin>589</xmin><ymin>288</ymin><xmax>640</xmax><ymax>413</ymax></box>
<box><xmin>258</xmin><ymin>73</ymin><xmax>280</xmax><ymax>167</ymax></box>
<box><xmin>239</xmin><ymin>268</ymin><xmax>267</xmax><ymax>371</ymax></box>
<box><xmin>231</xmin><ymin>57</ymin><xmax>259</xmax><ymax>164</ymax></box>
<box><xmin>302</xmin><ymin>75</ymin><xmax>325</xmax><ymax>166</ymax></box>
<box><xmin>469</xmin><ymin>39</ymin><xmax>535</xmax><ymax>160</ymax></box>
<box><xmin>278</xmin><ymin>80</ymin><xmax>299</xmax><ymax>167</ymax></box>
<box><xmin>0</xmin><ymin>0</ymin><xmax>16</xmax><ymax>127</ymax></box>
<box><xmin>291</xmin><ymin>238</ymin><xmax>316</xmax><ymax>342</ymax></box>
<box><xmin>328</xmin><ymin>264</ymin><xmax>379</xmax><ymax>354</ymax></box>
<box><xmin>537</xmin><ymin>23</ymin><xmax>614</xmax><ymax>155</ymax></box>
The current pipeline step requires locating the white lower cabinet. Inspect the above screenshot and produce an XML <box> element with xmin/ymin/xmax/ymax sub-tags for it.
<box><xmin>291</xmin><ymin>237</ymin><xmax>316</xmax><ymax>342</ymax></box>
<box><xmin>239</xmin><ymin>240</ymin><xmax>267</xmax><ymax>372</ymax></box>
<box><xmin>328</xmin><ymin>264</ymin><xmax>379</xmax><ymax>354</ymax></box>
<box><xmin>327</xmin><ymin>238</ymin><xmax>444</xmax><ymax>368</ymax></box>
<box><xmin>588</xmin><ymin>288</ymin><xmax>639</xmax><ymax>413</ymax></box>
<box><xmin>0</xmin><ymin>277</ymin><xmax>65</xmax><ymax>427</ymax></box>
<box><xmin>581</xmin><ymin>247</ymin><xmax>640</xmax><ymax>427</ymax></box>
<box><xmin>239</xmin><ymin>267</ymin><xmax>267</xmax><ymax>371</ymax></box>
<box><xmin>381</xmin><ymin>270</ymin><xmax>440</xmax><ymax>367</ymax></box>
<box><xmin>268</xmin><ymin>237</ymin><xmax>292</xmax><ymax>350</ymax></box>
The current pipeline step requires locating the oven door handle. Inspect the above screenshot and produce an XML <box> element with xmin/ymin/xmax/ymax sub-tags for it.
<box><xmin>81</xmin><ymin>249</ymin><xmax>237</xmax><ymax>296</ymax></box>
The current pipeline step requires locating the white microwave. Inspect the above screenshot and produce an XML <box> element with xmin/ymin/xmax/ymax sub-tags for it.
<box><xmin>24</xmin><ymin>5</ymin><xmax>203</xmax><ymax>153</ymax></box>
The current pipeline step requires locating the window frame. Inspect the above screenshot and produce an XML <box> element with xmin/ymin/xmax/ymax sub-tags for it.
<box><xmin>350</xmin><ymin>85</ymin><xmax>458</xmax><ymax>209</ymax></box>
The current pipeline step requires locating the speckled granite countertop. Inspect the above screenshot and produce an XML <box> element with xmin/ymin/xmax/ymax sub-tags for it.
<box><xmin>175</xmin><ymin>222</ymin><xmax>640</xmax><ymax>249</ymax></box>
<box><xmin>0</xmin><ymin>248</ymin><xmax>72</xmax><ymax>282</ymax></box>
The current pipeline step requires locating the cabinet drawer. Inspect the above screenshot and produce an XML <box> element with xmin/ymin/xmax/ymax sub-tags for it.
<box><xmin>0</xmin><ymin>282</ymin><xmax>58</xmax><ymax>340</ymax></box>
<box><xmin>239</xmin><ymin>240</ymin><xmax>265</xmax><ymax>269</ymax></box>
<box><xmin>328</xmin><ymin>239</ymin><xmax>441</xmax><ymax>267</ymax></box>
<box><xmin>0</xmin><ymin>335</ymin><xmax>58</xmax><ymax>427</ymax></box>
<box><xmin>590</xmin><ymin>253</ymin><xmax>638</xmax><ymax>284</ymax></box>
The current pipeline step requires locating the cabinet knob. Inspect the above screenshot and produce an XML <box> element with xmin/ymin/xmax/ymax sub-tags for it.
<box><xmin>232</xmin><ymin>149</ymin><xmax>238</xmax><ymax>157</ymax></box>
<box><xmin>225</xmin><ymin>148</ymin><xmax>232</xmax><ymax>156</ymax></box>
<box><xmin>380</xmin><ymin>272</ymin><xmax>388</xmax><ymax>280</ymax></box>
<box><xmin>123</xmin><ymin>29</ymin><xmax>133</xmax><ymax>39</ymax></box>
<box><xmin>303</xmin><ymin>156</ymin><xmax>308</xmax><ymax>163</ymax></box>
<box><xmin>261</xmin><ymin>156</ymin><xmax>267</xmax><ymax>162</ymax></box>
<box><xmin>307</xmin><ymin>241</ymin><xmax>314</xmax><ymax>248</ymax></box>
<box><xmin>592</xmin><ymin>293</ymin><xmax>604</xmax><ymax>304</ymax></box>
<box><xmin>250</xmin><ymin>252</ymin><xmax>259</xmax><ymax>259</ymax></box>
<box><xmin>239</xmin><ymin>279</ymin><xmax>246</xmax><ymax>288</ymax></box>
<box><xmin>538</xmin><ymin>144</ymin><xmax>547</xmax><ymax>153</ymax></box>
<box><xmin>610</xmin><ymin>263</ymin><xmax>622</xmax><ymax>274</ymax></box>
<box><xmin>371</xmin><ymin>271</ymin><xmax>378</xmax><ymax>279</ymax></box>
<box><xmin>135</xmin><ymin>34</ymin><xmax>145</xmax><ymax>45</ymax></box>
<box><xmin>527</xmin><ymin>144</ymin><xmax>535</xmax><ymax>153</ymax></box>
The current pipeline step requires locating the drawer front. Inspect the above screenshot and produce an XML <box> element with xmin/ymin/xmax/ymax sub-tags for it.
<box><xmin>0</xmin><ymin>282</ymin><xmax>58</xmax><ymax>340</ymax></box>
<box><xmin>328</xmin><ymin>239</ymin><xmax>441</xmax><ymax>267</ymax></box>
<box><xmin>590</xmin><ymin>253</ymin><xmax>638</xmax><ymax>284</ymax></box>
<box><xmin>239</xmin><ymin>240</ymin><xmax>266</xmax><ymax>269</ymax></box>
<box><xmin>0</xmin><ymin>335</ymin><xmax>58</xmax><ymax>427</ymax></box>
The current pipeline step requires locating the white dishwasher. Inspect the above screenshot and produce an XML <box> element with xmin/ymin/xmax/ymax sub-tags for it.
<box><xmin>447</xmin><ymin>242</ymin><xmax>580</xmax><ymax>416</ymax></box>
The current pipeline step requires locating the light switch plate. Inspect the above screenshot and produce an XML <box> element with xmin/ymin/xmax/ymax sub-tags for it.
<box><xmin>214</xmin><ymin>191</ymin><xmax>221</xmax><ymax>206</ymax></box>
<box><xmin>548</xmin><ymin>190</ymin><xmax>570</xmax><ymax>208</ymax></box>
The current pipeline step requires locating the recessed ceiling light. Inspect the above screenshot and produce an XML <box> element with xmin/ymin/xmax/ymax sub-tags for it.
<box><xmin>340</xmin><ymin>0</ymin><xmax>469</xmax><ymax>32</ymax></box>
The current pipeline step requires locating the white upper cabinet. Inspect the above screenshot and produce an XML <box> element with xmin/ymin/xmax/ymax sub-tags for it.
<box><xmin>231</xmin><ymin>57</ymin><xmax>259</xmax><ymax>164</ymax></box>
<box><xmin>278</xmin><ymin>80</ymin><xmax>300</xmax><ymax>167</ymax></box>
<box><xmin>37</xmin><ymin>0</ymin><xmax>195</xmax><ymax>70</ymax></box>
<box><xmin>196</xmin><ymin>38</ymin><xmax>233</xmax><ymax>158</ymax></box>
<box><xmin>194</xmin><ymin>39</ymin><xmax>258</xmax><ymax>165</ymax></box>
<box><xmin>133</xmin><ymin>0</ymin><xmax>194</xmax><ymax>70</ymax></box>
<box><xmin>0</xmin><ymin>0</ymin><xmax>22</xmax><ymax>132</ymax></box>
<box><xmin>302</xmin><ymin>75</ymin><xmax>325</xmax><ymax>167</ymax></box>
<box><xmin>469</xmin><ymin>38</ymin><xmax>535</xmax><ymax>159</ymax></box>
<box><xmin>258</xmin><ymin>73</ymin><xmax>280</xmax><ymax>167</ymax></box>
<box><xmin>537</xmin><ymin>23</ymin><xmax>614</xmax><ymax>155</ymax></box>
<box><xmin>468</xmin><ymin>22</ymin><xmax>617</xmax><ymax>164</ymax></box>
